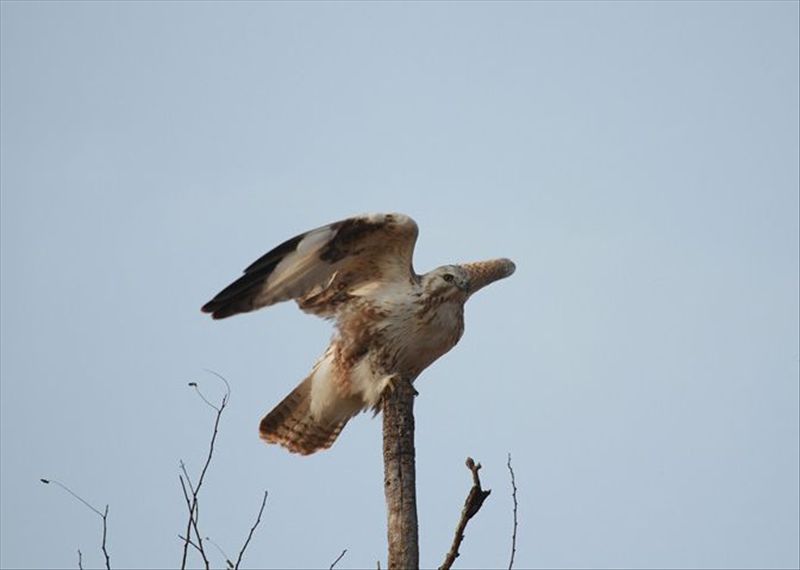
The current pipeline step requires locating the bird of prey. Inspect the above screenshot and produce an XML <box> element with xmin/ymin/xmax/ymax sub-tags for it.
<box><xmin>202</xmin><ymin>213</ymin><xmax>515</xmax><ymax>455</ymax></box>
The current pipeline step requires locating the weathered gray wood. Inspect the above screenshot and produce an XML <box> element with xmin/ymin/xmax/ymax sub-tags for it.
<box><xmin>382</xmin><ymin>379</ymin><xmax>419</xmax><ymax>570</ymax></box>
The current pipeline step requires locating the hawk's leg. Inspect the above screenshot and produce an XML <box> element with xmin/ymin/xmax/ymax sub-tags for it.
<box><xmin>373</xmin><ymin>375</ymin><xmax>417</xmax><ymax>415</ymax></box>
<box><xmin>390</xmin><ymin>376</ymin><xmax>418</xmax><ymax>397</ymax></box>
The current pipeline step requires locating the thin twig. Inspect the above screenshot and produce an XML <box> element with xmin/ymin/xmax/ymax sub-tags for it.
<box><xmin>329</xmin><ymin>548</ymin><xmax>347</xmax><ymax>570</ymax></box>
<box><xmin>178</xmin><ymin>472</ymin><xmax>192</xmax><ymax>512</ymax></box>
<box><xmin>178</xmin><ymin>534</ymin><xmax>204</xmax><ymax>555</ymax></box>
<box><xmin>438</xmin><ymin>457</ymin><xmax>492</xmax><ymax>570</ymax></box>
<box><xmin>178</xmin><ymin>464</ymin><xmax>206</xmax><ymax>561</ymax></box>
<box><xmin>77</xmin><ymin>549</ymin><xmax>83</xmax><ymax>570</ymax></box>
<box><xmin>234</xmin><ymin>490</ymin><xmax>269</xmax><ymax>569</ymax></box>
<box><xmin>204</xmin><ymin>536</ymin><xmax>234</xmax><ymax>569</ymax></box>
<box><xmin>179</xmin><ymin>473</ymin><xmax>207</xmax><ymax>569</ymax></box>
<box><xmin>180</xmin><ymin>372</ymin><xmax>230</xmax><ymax>570</ymax></box>
<box><xmin>100</xmin><ymin>505</ymin><xmax>111</xmax><ymax>570</ymax></box>
<box><xmin>40</xmin><ymin>479</ymin><xmax>104</xmax><ymax>517</ymax></box>
<box><xmin>179</xmin><ymin>460</ymin><xmax>196</xmax><ymax>494</ymax></box>
<box><xmin>507</xmin><ymin>453</ymin><xmax>518</xmax><ymax>570</ymax></box>
<box><xmin>40</xmin><ymin>479</ymin><xmax>111</xmax><ymax>570</ymax></box>
<box><xmin>188</xmin><ymin>382</ymin><xmax>220</xmax><ymax>413</ymax></box>
<box><xmin>203</xmin><ymin>368</ymin><xmax>232</xmax><ymax>396</ymax></box>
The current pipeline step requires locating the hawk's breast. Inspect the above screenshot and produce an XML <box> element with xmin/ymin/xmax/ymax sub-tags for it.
<box><xmin>380</xmin><ymin>297</ymin><xmax>465</xmax><ymax>380</ymax></box>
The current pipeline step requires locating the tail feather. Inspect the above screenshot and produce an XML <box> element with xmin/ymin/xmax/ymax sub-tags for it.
<box><xmin>259</xmin><ymin>377</ymin><xmax>350</xmax><ymax>455</ymax></box>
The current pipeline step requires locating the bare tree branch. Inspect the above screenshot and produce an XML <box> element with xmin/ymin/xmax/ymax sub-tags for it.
<box><xmin>438</xmin><ymin>457</ymin><xmax>492</xmax><ymax>570</ymax></box>
<box><xmin>40</xmin><ymin>479</ymin><xmax>111</xmax><ymax>570</ymax></box>
<box><xmin>178</xmin><ymin>461</ymin><xmax>211</xmax><ymax>567</ymax></box>
<box><xmin>234</xmin><ymin>490</ymin><xmax>269</xmax><ymax>570</ymax></box>
<box><xmin>43</xmin><ymin>370</ymin><xmax>273</xmax><ymax>570</ymax></box>
<box><xmin>178</xmin><ymin>534</ymin><xmax>204</xmax><ymax>556</ymax></box>
<box><xmin>179</xmin><ymin>373</ymin><xmax>230</xmax><ymax>570</ymax></box>
<box><xmin>507</xmin><ymin>453</ymin><xmax>518</xmax><ymax>570</ymax></box>
<box><xmin>100</xmin><ymin>505</ymin><xmax>111</xmax><ymax>570</ymax></box>
<box><xmin>179</xmin><ymin>373</ymin><xmax>268</xmax><ymax>570</ymax></box>
<box><xmin>329</xmin><ymin>548</ymin><xmax>347</xmax><ymax>570</ymax></box>
<box><xmin>179</xmin><ymin>470</ymin><xmax>208</xmax><ymax>569</ymax></box>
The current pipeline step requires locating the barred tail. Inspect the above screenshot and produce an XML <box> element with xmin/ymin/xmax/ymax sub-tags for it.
<box><xmin>259</xmin><ymin>377</ymin><xmax>350</xmax><ymax>455</ymax></box>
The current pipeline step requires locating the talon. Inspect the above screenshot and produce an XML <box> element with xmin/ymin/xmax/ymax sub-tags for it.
<box><xmin>385</xmin><ymin>375</ymin><xmax>400</xmax><ymax>393</ymax></box>
<box><xmin>377</xmin><ymin>376</ymin><xmax>416</xmax><ymax>409</ymax></box>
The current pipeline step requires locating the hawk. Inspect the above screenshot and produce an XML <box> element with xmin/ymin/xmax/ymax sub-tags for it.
<box><xmin>202</xmin><ymin>213</ymin><xmax>515</xmax><ymax>454</ymax></box>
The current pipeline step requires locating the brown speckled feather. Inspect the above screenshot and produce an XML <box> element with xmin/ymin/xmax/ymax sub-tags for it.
<box><xmin>258</xmin><ymin>377</ymin><xmax>350</xmax><ymax>455</ymax></box>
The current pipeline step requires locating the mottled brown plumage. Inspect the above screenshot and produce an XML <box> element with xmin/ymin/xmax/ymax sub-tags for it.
<box><xmin>202</xmin><ymin>213</ymin><xmax>515</xmax><ymax>454</ymax></box>
<box><xmin>258</xmin><ymin>377</ymin><xmax>347</xmax><ymax>455</ymax></box>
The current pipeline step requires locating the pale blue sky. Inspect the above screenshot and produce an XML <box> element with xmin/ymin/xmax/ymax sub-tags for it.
<box><xmin>1</xmin><ymin>2</ymin><xmax>798</xmax><ymax>569</ymax></box>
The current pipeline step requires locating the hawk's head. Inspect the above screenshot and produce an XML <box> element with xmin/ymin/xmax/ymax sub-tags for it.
<box><xmin>423</xmin><ymin>258</ymin><xmax>515</xmax><ymax>301</ymax></box>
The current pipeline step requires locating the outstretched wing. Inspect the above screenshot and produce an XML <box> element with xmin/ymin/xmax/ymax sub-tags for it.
<box><xmin>201</xmin><ymin>213</ymin><xmax>418</xmax><ymax>319</ymax></box>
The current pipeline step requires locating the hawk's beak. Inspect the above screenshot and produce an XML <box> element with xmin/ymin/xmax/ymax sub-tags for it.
<box><xmin>462</xmin><ymin>258</ymin><xmax>516</xmax><ymax>296</ymax></box>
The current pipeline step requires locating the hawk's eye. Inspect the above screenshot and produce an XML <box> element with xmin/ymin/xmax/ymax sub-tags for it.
<box><xmin>442</xmin><ymin>273</ymin><xmax>455</xmax><ymax>283</ymax></box>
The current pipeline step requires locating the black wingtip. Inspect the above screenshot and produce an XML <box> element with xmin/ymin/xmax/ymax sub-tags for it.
<box><xmin>201</xmin><ymin>299</ymin><xmax>243</xmax><ymax>320</ymax></box>
<box><xmin>200</xmin><ymin>301</ymin><xmax>223</xmax><ymax>319</ymax></box>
